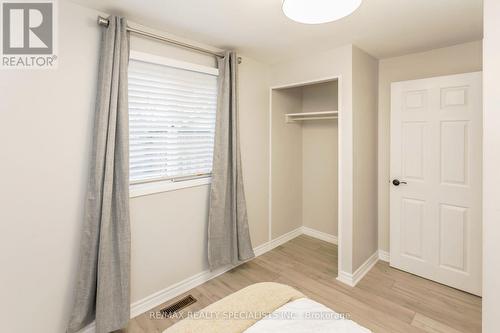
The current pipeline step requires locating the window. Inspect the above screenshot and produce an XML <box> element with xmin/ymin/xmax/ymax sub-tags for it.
<box><xmin>128</xmin><ymin>51</ymin><xmax>218</xmax><ymax>194</ymax></box>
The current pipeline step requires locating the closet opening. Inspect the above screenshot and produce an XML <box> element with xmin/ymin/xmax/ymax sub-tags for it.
<box><xmin>269</xmin><ymin>77</ymin><xmax>341</xmax><ymax>277</ymax></box>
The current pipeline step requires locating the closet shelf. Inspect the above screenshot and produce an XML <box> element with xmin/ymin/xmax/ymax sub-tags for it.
<box><xmin>285</xmin><ymin>111</ymin><xmax>338</xmax><ymax>123</ymax></box>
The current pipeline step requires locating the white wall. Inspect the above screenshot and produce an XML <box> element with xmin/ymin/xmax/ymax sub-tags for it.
<box><xmin>271</xmin><ymin>88</ymin><xmax>303</xmax><ymax>238</ymax></box>
<box><xmin>302</xmin><ymin>81</ymin><xmax>339</xmax><ymax>236</ymax></box>
<box><xmin>377</xmin><ymin>41</ymin><xmax>483</xmax><ymax>252</ymax></box>
<box><xmin>302</xmin><ymin>120</ymin><xmax>338</xmax><ymax>236</ymax></box>
<box><xmin>483</xmin><ymin>1</ymin><xmax>500</xmax><ymax>331</ymax></box>
<box><xmin>352</xmin><ymin>46</ymin><xmax>379</xmax><ymax>270</ymax></box>
<box><xmin>0</xmin><ymin>2</ymin><xmax>100</xmax><ymax>332</ymax></box>
<box><xmin>0</xmin><ymin>1</ymin><xmax>270</xmax><ymax>331</ymax></box>
<box><xmin>239</xmin><ymin>56</ymin><xmax>271</xmax><ymax>247</ymax></box>
<box><xmin>130</xmin><ymin>186</ymin><xmax>210</xmax><ymax>302</ymax></box>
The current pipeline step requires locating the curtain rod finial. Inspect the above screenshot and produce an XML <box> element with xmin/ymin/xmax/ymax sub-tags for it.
<box><xmin>97</xmin><ymin>16</ymin><xmax>109</xmax><ymax>27</ymax></box>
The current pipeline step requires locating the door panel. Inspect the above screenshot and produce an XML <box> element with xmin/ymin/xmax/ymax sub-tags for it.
<box><xmin>440</xmin><ymin>121</ymin><xmax>469</xmax><ymax>185</ymax></box>
<box><xmin>402</xmin><ymin>122</ymin><xmax>425</xmax><ymax>180</ymax></box>
<box><xmin>401</xmin><ymin>198</ymin><xmax>425</xmax><ymax>260</ymax></box>
<box><xmin>439</xmin><ymin>204</ymin><xmax>468</xmax><ymax>272</ymax></box>
<box><xmin>404</xmin><ymin>90</ymin><xmax>427</xmax><ymax>110</ymax></box>
<box><xmin>441</xmin><ymin>86</ymin><xmax>468</xmax><ymax>108</ymax></box>
<box><xmin>390</xmin><ymin>72</ymin><xmax>482</xmax><ymax>296</ymax></box>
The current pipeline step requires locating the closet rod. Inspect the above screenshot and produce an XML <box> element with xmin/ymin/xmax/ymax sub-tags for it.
<box><xmin>97</xmin><ymin>16</ymin><xmax>242</xmax><ymax>63</ymax></box>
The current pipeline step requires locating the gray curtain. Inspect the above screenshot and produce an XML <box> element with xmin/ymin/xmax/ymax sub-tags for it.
<box><xmin>208</xmin><ymin>51</ymin><xmax>255</xmax><ymax>269</ymax></box>
<box><xmin>68</xmin><ymin>16</ymin><xmax>130</xmax><ymax>333</ymax></box>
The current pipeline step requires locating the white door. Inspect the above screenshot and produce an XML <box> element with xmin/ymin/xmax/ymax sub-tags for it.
<box><xmin>390</xmin><ymin>72</ymin><xmax>482</xmax><ymax>296</ymax></box>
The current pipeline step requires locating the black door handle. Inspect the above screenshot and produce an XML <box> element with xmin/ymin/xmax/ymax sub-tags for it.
<box><xmin>392</xmin><ymin>179</ymin><xmax>407</xmax><ymax>186</ymax></box>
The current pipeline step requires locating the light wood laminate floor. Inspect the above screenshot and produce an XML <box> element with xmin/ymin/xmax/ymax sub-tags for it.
<box><xmin>123</xmin><ymin>235</ymin><xmax>481</xmax><ymax>333</ymax></box>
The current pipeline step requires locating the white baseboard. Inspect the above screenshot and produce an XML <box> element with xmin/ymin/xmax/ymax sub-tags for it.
<box><xmin>78</xmin><ymin>227</ymin><xmax>304</xmax><ymax>333</ymax></box>
<box><xmin>336</xmin><ymin>271</ymin><xmax>354</xmax><ymax>286</ymax></box>
<box><xmin>378</xmin><ymin>250</ymin><xmax>390</xmax><ymax>262</ymax></box>
<box><xmin>130</xmin><ymin>264</ymin><xmax>231</xmax><ymax>318</ymax></box>
<box><xmin>254</xmin><ymin>227</ymin><xmax>303</xmax><ymax>256</ymax></box>
<box><xmin>301</xmin><ymin>226</ymin><xmax>338</xmax><ymax>244</ymax></box>
<box><xmin>336</xmin><ymin>251</ymin><xmax>379</xmax><ymax>287</ymax></box>
<box><xmin>80</xmin><ymin>229</ymin><xmax>384</xmax><ymax>333</ymax></box>
<box><xmin>78</xmin><ymin>266</ymin><xmax>237</xmax><ymax>333</ymax></box>
<box><xmin>131</xmin><ymin>226</ymin><xmax>303</xmax><ymax>319</ymax></box>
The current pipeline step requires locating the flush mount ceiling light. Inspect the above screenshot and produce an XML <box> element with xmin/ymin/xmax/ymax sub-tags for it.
<box><xmin>282</xmin><ymin>0</ymin><xmax>362</xmax><ymax>24</ymax></box>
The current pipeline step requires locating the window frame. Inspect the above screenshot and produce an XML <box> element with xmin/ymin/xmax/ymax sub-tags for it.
<box><xmin>128</xmin><ymin>50</ymin><xmax>219</xmax><ymax>197</ymax></box>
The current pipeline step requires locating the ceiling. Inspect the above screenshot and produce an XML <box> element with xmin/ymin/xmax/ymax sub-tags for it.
<box><xmin>70</xmin><ymin>0</ymin><xmax>483</xmax><ymax>64</ymax></box>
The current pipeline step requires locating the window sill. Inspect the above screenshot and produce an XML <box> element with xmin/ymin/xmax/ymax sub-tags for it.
<box><xmin>130</xmin><ymin>177</ymin><xmax>211</xmax><ymax>198</ymax></box>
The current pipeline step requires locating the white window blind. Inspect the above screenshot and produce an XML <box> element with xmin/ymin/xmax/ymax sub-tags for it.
<box><xmin>128</xmin><ymin>54</ymin><xmax>218</xmax><ymax>184</ymax></box>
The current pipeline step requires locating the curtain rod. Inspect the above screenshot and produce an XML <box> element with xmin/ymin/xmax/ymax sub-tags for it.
<box><xmin>97</xmin><ymin>16</ymin><xmax>232</xmax><ymax>60</ymax></box>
